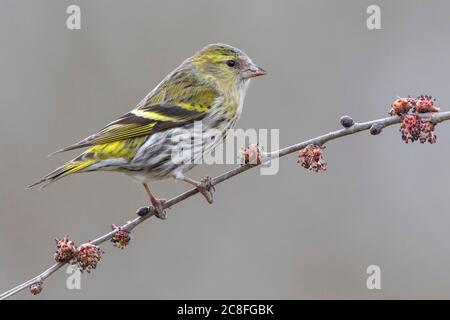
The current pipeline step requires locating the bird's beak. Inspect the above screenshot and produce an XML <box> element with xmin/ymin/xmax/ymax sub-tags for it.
<box><xmin>240</xmin><ymin>64</ymin><xmax>267</xmax><ymax>79</ymax></box>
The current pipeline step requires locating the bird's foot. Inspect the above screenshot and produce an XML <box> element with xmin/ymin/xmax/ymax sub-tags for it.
<box><xmin>141</xmin><ymin>182</ymin><xmax>167</xmax><ymax>219</ymax></box>
<box><xmin>197</xmin><ymin>176</ymin><xmax>215</xmax><ymax>204</ymax></box>
<box><xmin>151</xmin><ymin>198</ymin><xmax>167</xmax><ymax>220</ymax></box>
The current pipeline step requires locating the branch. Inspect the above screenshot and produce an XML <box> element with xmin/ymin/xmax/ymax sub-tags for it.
<box><xmin>2</xmin><ymin>110</ymin><xmax>450</xmax><ymax>300</ymax></box>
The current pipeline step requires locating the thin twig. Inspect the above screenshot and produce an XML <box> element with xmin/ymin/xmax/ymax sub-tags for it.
<box><xmin>2</xmin><ymin>111</ymin><xmax>450</xmax><ymax>300</ymax></box>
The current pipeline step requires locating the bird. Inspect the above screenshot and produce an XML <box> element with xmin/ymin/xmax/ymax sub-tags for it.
<box><xmin>28</xmin><ymin>43</ymin><xmax>267</xmax><ymax>219</ymax></box>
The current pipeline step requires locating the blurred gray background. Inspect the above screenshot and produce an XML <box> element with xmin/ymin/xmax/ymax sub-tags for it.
<box><xmin>1</xmin><ymin>0</ymin><xmax>450</xmax><ymax>299</ymax></box>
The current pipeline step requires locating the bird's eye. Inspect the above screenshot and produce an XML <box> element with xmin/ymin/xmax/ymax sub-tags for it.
<box><xmin>226</xmin><ymin>60</ymin><xmax>236</xmax><ymax>67</ymax></box>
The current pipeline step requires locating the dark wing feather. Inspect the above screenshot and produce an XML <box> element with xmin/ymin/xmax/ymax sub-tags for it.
<box><xmin>50</xmin><ymin>67</ymin><xmax>218</xmax><ymax>155</ymax></box>
<box><xmin>50</xmin><ymin>103</ymin><xmax>209</xmax><ymax>155</ymax></box>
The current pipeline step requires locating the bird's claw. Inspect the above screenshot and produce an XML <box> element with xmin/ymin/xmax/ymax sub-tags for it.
<box><xmin>198</xmin><ymin>176</ymin><xmax>215</xmax><ymax>204</ymax></box>
<box><xmin>152</xmin><ymin>199</ymin><xmax>167</xmax><ymax>220</ymax></box>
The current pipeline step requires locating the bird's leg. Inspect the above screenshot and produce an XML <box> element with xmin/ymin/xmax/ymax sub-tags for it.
<box><xmin>182</xmin><ymin>176</ymin><xmax>215</xmax><ymax>204</ymax></box>
<box><xmin>142</xmin><ymin>182</ymin><xmax>166</xmax><ymax>219</ymax></box>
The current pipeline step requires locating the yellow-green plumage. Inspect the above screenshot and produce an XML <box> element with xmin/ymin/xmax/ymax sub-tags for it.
<box><xmin>29</xmin><ymin>44</ymin><xmax>266</xmax><ymax>189</ymax></box>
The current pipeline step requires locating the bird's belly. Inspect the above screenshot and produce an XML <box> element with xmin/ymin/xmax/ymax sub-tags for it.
<box><xmin>122</xmin><ymin>118</ymin><xmax>232</xmax><ymax>181</ymax></box>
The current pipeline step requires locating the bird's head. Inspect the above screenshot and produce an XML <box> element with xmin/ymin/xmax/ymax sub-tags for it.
<box><xmin>189</xmin><ymin>43</ymin><xmax>266</xmax><ymax>90</ymax></box>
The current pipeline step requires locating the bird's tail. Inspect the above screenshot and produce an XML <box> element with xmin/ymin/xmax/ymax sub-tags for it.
<box><xmin>27</xmin><ymin>158</ymin><xmax>98</xmax><ymax>190</ymax></box>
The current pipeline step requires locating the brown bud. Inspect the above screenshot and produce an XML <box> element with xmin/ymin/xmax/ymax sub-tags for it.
<box><xmin>419</xmin><ymin>121</ymin><xmax>437</xmax><ymax>144</ymax></box>
<box><xmin>111</xmin><ymin>225</ymin><xmax>131</xmax><ymax>249</ymax></box>
<box><xmin>415</xmin><ymin>95</ymin><xmax>440</xmax><ymax>113</ymax></box>
<box><xmin>298</xmin><ymin>144</ymin><xmax>327</xmax><ymax>172</ymax></box>
<box><xmin>340</xmin><ymin>115</ymin><xmax>354</xmax><ymax>128</ymax></box>
<box><xmin>54</xmin><ymin>236</ymin><xmax>77</xmax><ymax>263</ymax></box>
<box><xmin>370</xmin><ymin>123</ymin><xmax>383</xmax><ymax>135</ymax></box>
<box><xmin>400</xmin><ymin>114</ymin><xmax>421</xmax><ymax>143</ymax></box>
<box><xmin>75</xmin><ymin>243</ymin><xmax>102</xmax><ymax>273</ymax></box>
<box><xmin>389</xmin><ymin>97</ymin><xmax>415</xmax><ymax>116</ymax></box>
<box><xmin>136</xmin><ymin>206</ymin><xmax>150</xmax><ymax>216</ymax></box>
<box><xmin>30</xmin><ymin>281</ymin><xmax>43</xmax><ymax>295</ymax></box>
<box><xmin>240</xmin><ymin>144</ymin><xmax>263</xmax><ymax>165</ymax></box>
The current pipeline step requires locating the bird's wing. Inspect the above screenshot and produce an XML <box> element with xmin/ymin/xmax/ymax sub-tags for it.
<box><xmin>51</xmin><ymin>66</ymin><xmax>220</xmax><ymax>155</ymax></box>
<box><xmin>51</xmin><ymin>102</ymin><xmax>212</xmax><ymax>154</ymax></box>
<box><xmin>28</xmin><ymin>99</ymin><xmax>216</xmax><ymax>188</ymax></box>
